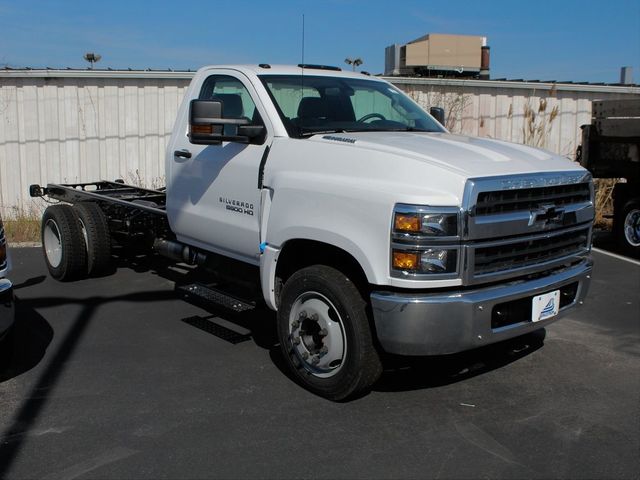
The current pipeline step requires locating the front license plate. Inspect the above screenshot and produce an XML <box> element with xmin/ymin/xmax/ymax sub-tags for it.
<box><xmin>532</xmin><ymin>290</ymin><xmax>560</xmax><ymax>322</ymax></box>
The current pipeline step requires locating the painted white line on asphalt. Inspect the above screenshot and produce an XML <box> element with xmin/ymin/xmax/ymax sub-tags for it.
<box><xmin>10</xmin><ymin>242</ymin><xmax>41</xmax><ymax>248</ymax></box>
<box><xmin>592</xmin><ymin>248</ymin><xmax>640</xmax><ymax>266</ymax></box>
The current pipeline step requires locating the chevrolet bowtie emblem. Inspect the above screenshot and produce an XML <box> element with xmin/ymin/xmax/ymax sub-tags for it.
<box><xmin>529</xmin><ymin>203</ymin><xmax>565</xmax><ymax>226</ymax></box>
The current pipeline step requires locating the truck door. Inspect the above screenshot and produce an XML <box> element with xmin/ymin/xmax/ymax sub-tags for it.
<box><xmin>168</xmin><ymin>72</ymin><xmax>270</xmax><ymax>264</ymax></box>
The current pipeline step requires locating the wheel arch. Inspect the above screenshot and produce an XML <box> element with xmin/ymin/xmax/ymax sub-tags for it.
<box><xmin>270</xmin><ymin>238</ymin><xmax>372</xmax><ymax>309</ymax></box>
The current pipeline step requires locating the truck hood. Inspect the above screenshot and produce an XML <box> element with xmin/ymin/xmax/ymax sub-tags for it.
<box><xmin>312</xmin><ymin>131</ymin><xmax>579</xmax><ymax>177</ymax></box>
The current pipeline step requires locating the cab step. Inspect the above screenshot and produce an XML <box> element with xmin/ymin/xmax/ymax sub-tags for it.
<box><xmin>176</xmin><ymin>283</ymin><xmax>256</xmax><ymax>312</ymax></box>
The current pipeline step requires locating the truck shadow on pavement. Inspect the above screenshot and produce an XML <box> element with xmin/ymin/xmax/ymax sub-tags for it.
<box><xmin>263</xmin><ymin>326</ymin><xmax>545</xmax><ymax>398</ymax></box>
<box><xmin>0</xmin><ymin>287</ymin><xmax>181</xmax><ymax>478</ymax></box>
<box><xmin>374</xmin><ymin>329</ymin><xmax>546</xmax><ymax>393</ymax></box>
<box><xmin>183</xmin><ymin>295</ymin><xmax>547</xmax><ymax>398</ymax></box>
<box><xmin>0</xmin><ymin>297</ymin><xmax>53</xmax><ymax>383</ymax></box>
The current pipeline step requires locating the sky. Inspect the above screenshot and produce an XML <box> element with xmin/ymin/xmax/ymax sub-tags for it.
<box><xmin>0</xmin><ymin>0</ymin><xmax>638</xmax><ymax>83</ymax></box>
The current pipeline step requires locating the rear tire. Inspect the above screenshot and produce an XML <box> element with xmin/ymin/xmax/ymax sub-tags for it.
<box><xmin>277</xmin><ymin>265</ymin><xmax>382</xmax><ymax>401</ymax></box>
<box><xmin>74</xmin><ymin>202</ymin><xmax>112</xmax><ymax>276</ymax></box>
<box><xmin>616</xmin><ymin>199</ymin><xmax>640</xmax><ymax>256</ymax></box>
<box><xmin>41</xmin><ymin>204</ymin><xmax>87</xmax><ymax>281</ymax></box>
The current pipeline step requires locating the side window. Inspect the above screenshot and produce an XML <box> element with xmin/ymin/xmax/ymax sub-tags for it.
<box><xmin>199</xmin><ymin>75</ymin><xmax>262</xmax><ymax>125</ymax></box>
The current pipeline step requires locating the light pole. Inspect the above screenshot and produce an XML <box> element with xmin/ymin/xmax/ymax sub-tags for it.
<box><xmin>83</xmin><ymin>52</ymin><xmax>102</xmax><ymax>69</ymax></box>
<box><xmin>344</xmin><ymin>57</ymin><xmax>363</xmax><ymax>71</ymax></box>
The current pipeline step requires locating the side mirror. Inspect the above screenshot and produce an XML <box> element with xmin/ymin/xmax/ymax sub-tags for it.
<box><xmin>238</xmin><ymin>125</ymin><xmax>265</xmax><ymax>139</ymax></box>
<box><xmin>430</xmin><ymin>107</ymin><xmax>445</xmax><ymax>126</ymax></box>
<box><xmin>188</xmin><ymin>99</ymin><xmax>265</xmax><ymax>145</ymax></box>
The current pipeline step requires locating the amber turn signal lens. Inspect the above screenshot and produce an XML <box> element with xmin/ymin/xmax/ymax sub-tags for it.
<box><xmin>394</xmin><ymin>213</ymin><xmax>420</xmax><ymax>232</ymax></box>
<box><xmin>392</xmin><ymin>251</ymin><xmax>419</xmax><ymax>270</ymax></box>
<box><xmin>191</xmin><ymin>124</ymin><xmax>213</xmax><ymax>134</ymax></box>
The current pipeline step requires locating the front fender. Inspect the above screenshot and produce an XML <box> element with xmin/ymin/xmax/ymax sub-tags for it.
<box><xmin>265</xmin><ymin>173</ymin><xmax>393</xmax><ymax>286</ymax></box>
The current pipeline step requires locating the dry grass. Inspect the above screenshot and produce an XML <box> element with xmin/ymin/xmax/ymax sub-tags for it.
<box><xmin>522</xmin><ymin>98</ymin><xmax>560</xmax><ymax>149</ymax></box>
<box><xmin>127</xmin><ymin>169</ymin><xmax>166</xmax><ymax>190</ymax></box>
<box><xmin>3</xmin><ymin>208</ymin><xmax>41</xmax><ymax>244</ymax></box>
<box><xmin>593</xmin><ymin>178</ymin><xmax>617</xmax><ymax>229</ymax></box>
<box><xmin>4</xmin><ymin>219</ymin><xmax>40</xmax><ymax>244</ymax></box>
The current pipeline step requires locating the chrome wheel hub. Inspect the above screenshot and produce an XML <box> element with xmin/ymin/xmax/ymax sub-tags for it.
<box><xmin>624</xmin><ymin>209</ymin><xmax>640</xmax><ymax>247</ymax></box>
<box><xmin>288</xmin><ymin>292</ymin><xmax>346</xmax><ymax>378</ymax></box>
<box><xmin>43</xmin><ymin>219</ymin><xmax>63</xmax><ymax>268</ymax></box>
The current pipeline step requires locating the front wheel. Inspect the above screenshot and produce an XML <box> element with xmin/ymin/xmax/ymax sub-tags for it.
<box><xmin>277</xmin><ymin>265</ymin><xmax>382</xmax><ymax>401</ymax></box>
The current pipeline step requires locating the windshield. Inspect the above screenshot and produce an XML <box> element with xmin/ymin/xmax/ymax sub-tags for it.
<box><xmin>259</xmin><ymin>75</ymin><xmax>445</xmax><ymax>138</ymax></box>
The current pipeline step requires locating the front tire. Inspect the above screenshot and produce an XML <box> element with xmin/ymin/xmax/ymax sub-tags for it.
<box><xmin>277</xmin><ymin>265</ymin><xmax>382</xmax><ymax>401</ymax></box>
<box><xmin>41</xmin><ymin>204</ymin><xmax>87</xmax><ymax>281</ymax></box>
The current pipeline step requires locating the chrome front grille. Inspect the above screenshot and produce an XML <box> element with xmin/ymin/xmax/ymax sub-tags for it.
<box><xmin>472</xmin><ymin>225</ymin><xmax>590</xmax><ymax>278</ymax></box>
<box><xmin>461</xmin><ymin>171</ymin><xmax>594</xmax><ymax>284</ymax></box>
<box><xmin>475</xmin><ymin>183</ymin><xmax>591</xmax><ymax>216</ymax></box>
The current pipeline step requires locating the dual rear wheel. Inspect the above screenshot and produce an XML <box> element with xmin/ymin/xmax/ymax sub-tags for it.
<box><xmin>42</xmin><ymin>203</ymin><xmax>112</xmax><ymax>281</ymax></box>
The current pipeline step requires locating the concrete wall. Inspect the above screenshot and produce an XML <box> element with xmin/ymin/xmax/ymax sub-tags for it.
<box><xmin>1</xmin><ymin>70</ymin><xmax>638</xmax><ymax>216</ymax></box>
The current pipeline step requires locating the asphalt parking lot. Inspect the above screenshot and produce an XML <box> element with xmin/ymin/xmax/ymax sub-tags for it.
<box><xmin>0</xmin><ymin>246</ymin><xmax>638</xmax><ymax>479</ymax></box>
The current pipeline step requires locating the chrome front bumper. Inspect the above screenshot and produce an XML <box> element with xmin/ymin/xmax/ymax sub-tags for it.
<box><xmin>371</xmin><ymin>259</ymin><xmax>593</xmax><ymax>355</ymax></box>
<box><xmin>0</xmin><ymin>278</ymin><xmax>15</xmax><ymax>340</ymax></box>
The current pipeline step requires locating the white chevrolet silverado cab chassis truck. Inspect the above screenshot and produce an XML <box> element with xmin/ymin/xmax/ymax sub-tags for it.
<box><xmin>30</xmin><ymin>64</ymin><xmax>594</xmax><ymax>400</ymax></box>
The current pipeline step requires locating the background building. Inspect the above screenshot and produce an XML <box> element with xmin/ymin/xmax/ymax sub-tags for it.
<box><xmin>385</xmin><ymin>33</ymin><xmax>491</xmax><ymax>79</ymax></box>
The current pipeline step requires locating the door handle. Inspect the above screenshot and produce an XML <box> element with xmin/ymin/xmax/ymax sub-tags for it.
<box><xmin>174</xmin><ymin>149</ymin><xmax>192</xmax><ymax>159</ymax></box>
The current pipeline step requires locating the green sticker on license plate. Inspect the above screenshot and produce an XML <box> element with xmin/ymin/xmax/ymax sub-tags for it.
<box><xmin>532</xmin><ymin>290</ymin><xmax>560</xmax><ymax>322</ymax></box>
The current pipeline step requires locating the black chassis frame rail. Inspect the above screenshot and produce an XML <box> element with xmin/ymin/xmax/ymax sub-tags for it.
<box><xmin>30</xmin><ymin>180</ymin><xmax>168</xmax><ymax>217</ymax></box>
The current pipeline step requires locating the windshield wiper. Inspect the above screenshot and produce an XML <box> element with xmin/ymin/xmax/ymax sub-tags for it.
<box><xmin>299</xmin><ymin>128</ymin><xmax>347</xmax><ymax>138</ymax></box>
<box><xmin>298</xmin><ymin>126</ymin><xmax>437</xmax><ymax>138</ymax></box>
<box><xmin>385</xmin><ymin>127</ymin><xmax>433</xmax><ymax>132</ymax></box>
<box><xmin>340</xmin><ymin>127</ymin><xmax>433</xmax><ymax>133</ymax></box>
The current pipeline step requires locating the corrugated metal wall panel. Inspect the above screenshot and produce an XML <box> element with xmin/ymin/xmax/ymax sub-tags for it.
<box><xmin>0</xmin><ymin>74</ymin><xmax>637</xmax><ymax>216</ymax></box>
<box><xmin>0</xmin><ymin>77</ymin><xmax>190</xmax><ymax>216</ymax></box>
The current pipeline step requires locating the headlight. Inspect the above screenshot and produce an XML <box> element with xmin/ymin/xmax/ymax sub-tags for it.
<box><xmin>392</xmin><ymin>248</ymin><xmax>458</xmax><ymax>274</ymax></box>
<box><xmin>393</xmin><ymin>207</ymin><xmax>458</xmax><ymax>237</ymax></box>
<box><xmin>391</xmin><ymin>204</ymin><xmax>461</xmax><ymax>278</ymax></box>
